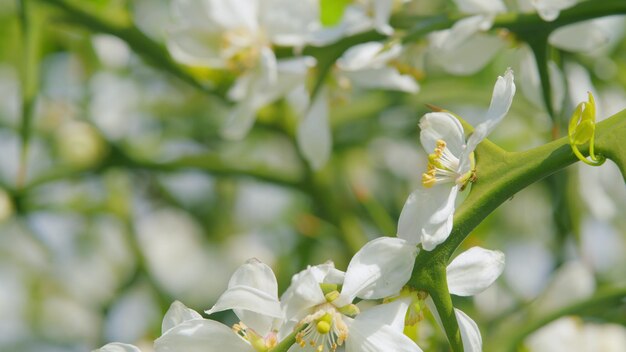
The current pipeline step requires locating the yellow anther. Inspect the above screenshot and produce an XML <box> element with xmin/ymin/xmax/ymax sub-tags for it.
<box><xmin>324</xmin><ymin>290</ymin><xmax>340</xmax><ymax>303</ymax></box>
<box><xmin>422</xmin><ymin>172</ymin><xmax>437</xmax><ymax>188</ymax></box>
<box><xmin>338</xmin><ymin>303</ymin><xmax>360</xmax><ymax>317</ymax></box>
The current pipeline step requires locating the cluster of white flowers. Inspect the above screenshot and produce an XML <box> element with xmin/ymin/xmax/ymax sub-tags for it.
<box><xmin>94</xmin><ymin>65</ymin><xmax>516</xmax><ymax>351</ymax></box>
<box><xmin>90</xmin><ymin>0</ymin><xmax>622</xmax><ymax>351</ymax></box>
<box><xmin>167</xmin><ymin>0</ymin><xmax>419</xmax><ymax>170</ymax></box>
<box><xmin>96</xmin><ymin>245</ymin><xmax>503</xmax><ymax>352</ymax></box>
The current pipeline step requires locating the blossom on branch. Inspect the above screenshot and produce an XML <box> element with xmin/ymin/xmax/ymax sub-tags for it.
<box><xmin>398</xmin><ymin>68</ymin><xmax>516</xmax><ymax>251</ymax></box>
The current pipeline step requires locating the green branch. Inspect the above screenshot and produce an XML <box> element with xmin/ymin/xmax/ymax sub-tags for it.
<box><xmin>17</xmin><ymin>0</ymin><xmax>41</xmax><ymax>189</ymax></box>
<box><xmin>406</xmin><ymin>109</ymin><xmax>626</xmax><ymax>351</ymax></box>
<box><xmin>436</xmin><ymin>109</ymin><xmax>626</xmax><ymax>260</ymax></box>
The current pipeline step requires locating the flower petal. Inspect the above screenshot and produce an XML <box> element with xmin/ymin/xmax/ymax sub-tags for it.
<box><xmin>373</xmin><ymin>0</ymin><xmax>394</xmax><ymax>35</ymax></box>
<box><xmin>95</xmin><ymin>343</ymin><xmax>142</xmax><ymax>352</ymax></box>
<box><xmin>425</xmin><ymin>300</ymin><xmax>482</xmax><ymax>352</ymax></box>
<box><xmin>155</xmin><ymin>319</ymin><xmax>253</xmax><ymax>352</ymax></box>
<box><xmin>162</xmin><ymin>300</ymin><xmax>203</xmax><ymax>334</ymax></box>
<box><xmin>346</xmin><ymin>305</ymin><xmax>424</xmax><ymax>352</ymax></box>
<box><xmin>338</xmin><ymin>42</ymin><xmax>402</xmax><ymax>71</ymax></box>
<box><xmin>430</xmin><ymin>32</ymin><xmax>505</xmax><ymax>76</ymax></box>
<box><xmin>280</xmin><ymin>264</ymin><xmax>329</xmax><ymax>322</ymax></box>
<box><xmin>344</xmin><ymin>68</ymin><xmax>419</xmax><ymax>93</ymax></box>
<box><xmin>447</xmin><ymin>247</ymin><xmax>505</xmax><ymax>296</ymax></box>
<box><xmin>222</xmin><ymin>99</ymin><xmax>258</xmax><ymax>140</ymax></box>
<box><xmin>456</xmin><ymin>308</ymin><xmax>482</xmax><ymax>352</ymax></box>
<box><xmin>357</xmin><ymin>299</ymin><xmax>412</xmax><ymax>331</ymax></box>
<box><xmin>206</xmin><ymin>259</ymin><xmax>282</xmax><ymax>336</ymax></box>
<box><xmin>398</xmin><ymin>185</ymin><xmax>458</xmax><ymax>251</ymax></box>
<box><xmin>549</xmin><ymin>20</ymin><xmax>609</xmax><ymax>53</ymax></box>
<box><xmin>453</xmin><ymin>0</ymin><xmax>506</xmax><ymax>14</ymax></box>
<box><xmin>206</xmin><ymin>0</ymin><xmax>259</xmax><ymax>31</ymax></box>
<box><xmin>430</xmin><ymin>16</ymin><xmax>493</xmax><ymax>52</ymax></box>
<box><xmin>297</xmin><ymin>88</ymin><xmax>331</xmax><ymax>170</ymax></box>
<box><xmin>462</xmin><ymin>68</ymin><xmax>515</xmax><ymax>170</ymax></box>
<box><xmin>223</xmin><ymin>56</ymin><xmax>314</xmax><ymax>140</ymax></box>
<box><xmin>166</xmin><ymin>26</ymin><xmax>225</xmax><ymax>68</ymax></box>
<box><xmin>337</xmin><ymin>237</ymin><xmax>417</xmax><ymax>306</ymax></box>
<box><xmin>419</xmin><ymin>112</ymin><xmax>465</xmax><ymax>157</ymax></box>
<box><xmin>531</xmin><ymin>0</ymin><xmax>578</xmax><ymax>22</ymax></box>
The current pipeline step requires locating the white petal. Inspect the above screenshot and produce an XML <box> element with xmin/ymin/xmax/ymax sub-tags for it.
<box><xmin>453</xmin><ymin>0</ymin><xmax>506</xmax><ymax>14</ymax></box>
<box><xmin>531</xmin><ymin>0</ymin><xmax>578</xmax><ymax>22</ymax></box>
<box><xmin>346</xmin><ymin>307</ymin><xmax>424</xmax><ymax>352</ymax></box>
<box><xmin>227</xmin><ymin>258</ymin><xmax>278</xmax><ymax>294</ymax></box>
<box><xmin>419</xmin><ymin>112</ymin><xmax>465</xmax><ymax>157</ymax></box>
<box><xmin>280</xmin><ymin>265</ymin><xmax>327</xmax><ymax>322</ymax></box>
<box><xmin>223</xmin><ymin>56</ymin><xmax>314</xmax><ymax>140</ymax></box>
<box><xmin>431</xmin><ymin>32</ymin><xmax>505</xmax><ymax>75</ymax></box>
<box><xmin>206</xmin><ymin>0</ymin><xmax>259</xmax><ymax>31</ymax></box>
<box><xmin>549</xmin><ymin>20</ymin><xmax>610</xmax><ymax>53</ymax></box>
<box><xmin>345</xmin><ymin>68</ymin><xmax>419</xmax><ymax>93</ymax></box>
<box><xmin>155</xmin><ymin>319</ymin><xmax>254</xmax><ymax>352</ymax></box>
<box><xmin>95</xmin><ymin>343</ymin><xmax>142</xmax><ymax>352</ymax></box>
<box><xmin>357</xmin><ymin>299</ymin><xmax>412</xmax><ymax>331</ymax></box>
<box><xmin>373</xmin><ymin>0</ymin><xmax>394</xmax><ymax>35</ymax></box>
<box><xmin>206</xmin><ymin>259</ymin><xmax>282</xmax><ymax>336</ymax></box>
<box><xmin>166</xmin><ymin>26</ymin><xmax>225</xmax><ymax>68</ymax></box>
<box><xmin>297</xmin><ymin>88</ymin><xmax>331</xmax><ymax>170</ymax></box>
<box><xmin>463</xmin><ymin>68</ymin><xmax>515</xmax><ymax>167</ymax></box>
<box><xmin>260</xmin><ymin>0</ymin><xmax>320</xmax><ymax>47</ymax></box>
<box><xmin>397</xmin><ymin>185</ymin><xmax>458</xmax><ymax>251</ymax></box>
<box><xmin>430</xmin><ymin>16</ymin><xmax>494</xmax><ymax>52</ymax></box>
<box><xmin>456</xmin><ymin>308</ymin><xmax>482</xmax><ymax>352</ymax></box>
<box><xmin>337</xmin><ymin>237</ymin><xmax>417</xmax><ymax>306</ymax></box>
<box><xmin>222</xmin><ymin>99</ymin><xmax>258</xmax><ymax>140</ymax></box>
<box><xmin>171</xmin><ymin>0</ymin><xmax>214</xmax><ymax>28</ymax></box>
<box><xmin>338</xmin><ymin>42</ymin><xmax>402</xmax><ymax>71</ymax></box>
<box><xmin>162</xmin><ymin>300</ymin><xmax>203</xmax><ymax>334</ymax></box>
<box><xmin>447</xmin><ymin>247</ymin><xmax>505</xmax><ymax>296</ymax></box>
<box><xmin>425</xmin><ymin>301</ymin><xmax>482</xmax><ymax>352</ymax></box>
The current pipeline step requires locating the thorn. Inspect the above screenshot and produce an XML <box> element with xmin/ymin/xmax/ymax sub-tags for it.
<box><xmin>425</xmin><ymin>103</ymin><xmax>445</xmax><ymax>112</ymax></box>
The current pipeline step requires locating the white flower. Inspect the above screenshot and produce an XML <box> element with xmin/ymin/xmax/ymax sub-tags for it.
<box><xmin>167</xmin><ymin>0</ymin><xmax>318</xmax><ymax>141</ymax></box>
<box><xmin>428</xmin><ymin>0</ymin><xmax>507</xmax><ymax>75</ymax></box>
<box><xmin>337</xmin><ymin>42</ymin><xmax>420</xmax><ymax>93</ymax></box>
<box><xmin>351</xmin><ymin>237</ymin><xmax>505</xmax><ymax>352</ymax></box>
<box><xmin>223</xmin><ymin>56</ymin><xmax>316</xmax><ymax>140</ymax></box>
<box><xmin>281</xmin><ymin>237</ymin><xmax>421</xmax><ymax>352</ymax></box>
<box><xmin>398</xmin><ymin>68</ymin><xmax>515</xmax><ymax>251</ymax></box>
<box><xmin>155</xmin><ymin>259</ymin><xmax>283</xmax><ymax>352</ymax></box>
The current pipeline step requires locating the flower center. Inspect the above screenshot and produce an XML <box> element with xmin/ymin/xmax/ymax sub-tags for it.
<box><xmin>221</xmin><ymin>28</ymin><xmax>265</xmax><ymax>73</ymax></box>
<box><xmin>422</xmin><ymin>139</ymin><xmax>462</xmax><ymax>188</ymax></box>
<box><xmin>296</xmin><ymin>307</ymin><xmax>348</xmax><ymax>352</ymax></box>
<box><xmin>232</xmin><ymin>322</ymin><xmax>277</xmax><ymax>352</ymax></box>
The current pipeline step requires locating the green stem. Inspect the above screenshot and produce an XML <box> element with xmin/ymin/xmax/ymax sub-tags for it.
<box><xmin>269</xmin><ymin>324</ymin><xmax>307</xmax><ymax>352</ymax></box>
<box><xmin>429</xmin><ymin>271</ymin><xmax>463</xmax><ymax>352</ymax></box>
<box><xmin>17</xmin><ymin>0</ymin><xmax>41</xmax><ymax>189</ymax></box>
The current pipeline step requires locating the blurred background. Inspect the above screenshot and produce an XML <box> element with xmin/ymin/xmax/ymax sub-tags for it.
<box><xmin>0</xmin><ymin>0</ymin><xmax>625</xmax><ymax>351</ymax></box>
